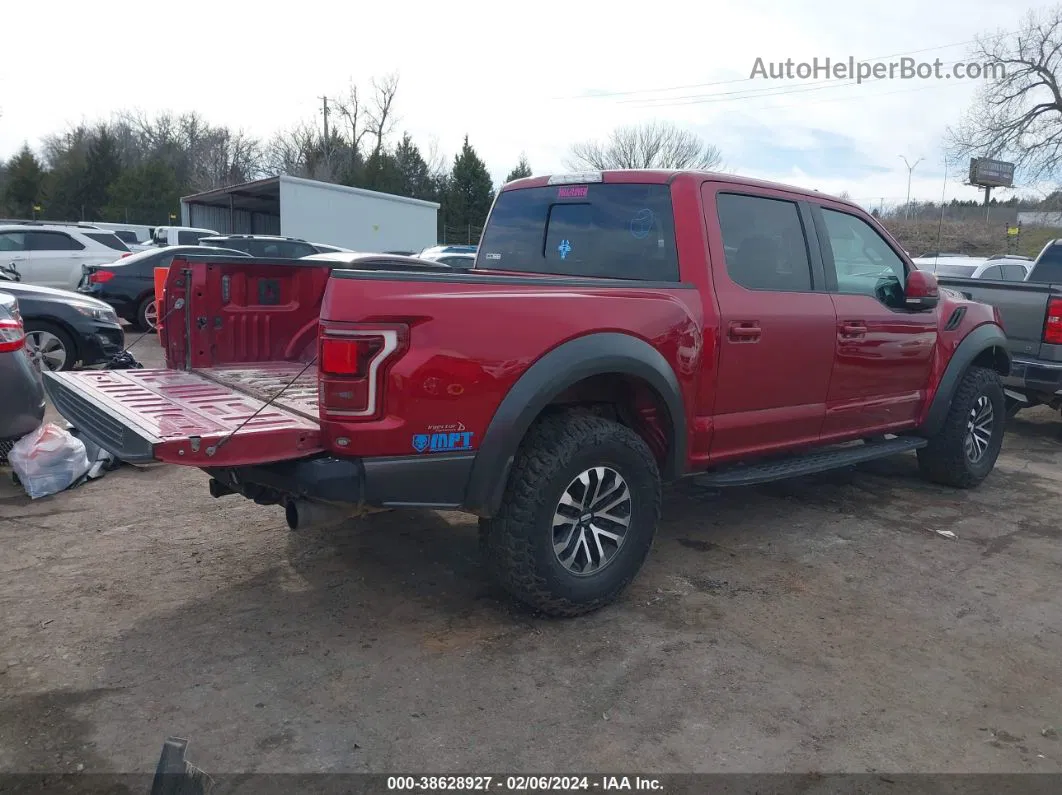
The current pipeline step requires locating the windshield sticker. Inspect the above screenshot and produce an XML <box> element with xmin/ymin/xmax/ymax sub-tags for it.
<box><xmin>485</xmin><ymin>252</ymin><xmax>501</xmax><ymax>260</ymax></box>
<box><xmin>558</xmin><ymin>239</ymin><xmax>572</xmax><ymax>260</ymax></box>
<box><xmin>557</xmin><ymin>185</ymin><xmax>589</xmax><ymax>199</ymax></box>
<box><xmin>629</xmin><ymin>208</ymin><xmax>655</xmax><ymax>239</ymax></box>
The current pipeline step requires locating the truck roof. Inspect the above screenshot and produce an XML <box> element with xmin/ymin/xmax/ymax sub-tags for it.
<box><xmin>504</xmin><ymin>170</ymin><xmax>860</xmax><ymax>209</ymax></box>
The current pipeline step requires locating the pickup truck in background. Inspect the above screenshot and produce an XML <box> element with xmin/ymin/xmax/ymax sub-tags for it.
<box><xmin>935</xmin><ymin>239</ymin><xmax>1062</xmax><ymax>419</ymax></box>
<box><xmin>42</xmin><ymin>170</ymin><xmax>1010</xmax><ymax>616</ymax></box>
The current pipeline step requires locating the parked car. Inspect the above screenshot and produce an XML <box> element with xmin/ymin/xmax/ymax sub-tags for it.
<box><xmin>151</xmin><ymin>227</ymin><xmax>219</xmax><ymax>247</ymax></box>
<box><xmin>199</xmin><ymin>235</ymin><xmax>321</xmax><ymax>259</ymax></box>
<box><xmin>44</xmin><ymin>169</ymin><xmax>1009</xmax><ymax>616</ymax></box>
<box><xmin>0</xmin><ymin>224</ymin><xmax>132</xmax><ymax>290</ymax></box>
<box><xmin>419</xmin><ymin>244</ymin><xmax>477</xmax><ymax>258</ymax></box>
<box><xmin>930</xmin><ymin>239</ymin><xmax>1062</xmax><ymax>417</ymax></box>
<box><xmin>309</xmin><ymin>243</ymin><xmax>354</xmax><ymax>254</ymax></box>
<box><xmin>111</xmin><ymin>230</ymin><xmax>153</xmax><ymax>252</ymax></box>
<box><xmin>0</xmin><ymin>279</ymin><xmax>124</xmax><ymax>371</ymax></box>
<box><xmin>913</xmin><ymin>256</ymin><xmax>1031</xmax><ymax>281</ymax></box>
<box><xmin>420</xmin><ymin>250</ymin><xmax>475</xmax><ymax>268</ymax></box>
<box><xmin>0</xmin><ymin>291</ymin><xmax>46</xmax><ymax>451</ymax></box>
<box><xmin>79</xmin><ymin>246</ymin><xmax>250</xmax><ymax>330</ymax></box>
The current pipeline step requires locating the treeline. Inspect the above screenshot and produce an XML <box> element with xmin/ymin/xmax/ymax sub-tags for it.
<box><xmin>0</xmin><ymin>74</ymin><xmax>531</xmax><ymax>242</ymax></box>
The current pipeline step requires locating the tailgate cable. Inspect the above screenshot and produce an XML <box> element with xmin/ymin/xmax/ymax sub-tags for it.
<box><xmin>105</xmin><ymin>298</ymin><xmax>186</xmax><ymax>370</ymax></box>
<box><xmin>203</xmin><ymin>356</ymin><xmax>319</xmax><ymax>458</ymax></box>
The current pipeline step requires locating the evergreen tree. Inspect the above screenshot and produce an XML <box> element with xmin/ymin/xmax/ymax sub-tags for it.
<box><xmin>446</xmin><ymin>136</ymin><xmax>495</xmax><ymax>240</ymax></box>
<box><xmin>392</xmin><ymin>134</ymin><xmax>432</xmax><ymax>198</ymax></box>
<box><xmin>505</xmin><ymin>154</ymin><xmax>532</xmax><ymax>182</ymax></box>
<box><xmin>105</xmin><ymin>160</ymin><xmax>181</xmax><ymax>224</ymax></box>
<box><xmin>2</xmin><ymin>144</ymin><xmax>46</xmax><ymax>217</ymax></box>
<box><xmin>82</xmin><ymin>126</ymin><xmax>122</xmax><ymax>220</ymax></box>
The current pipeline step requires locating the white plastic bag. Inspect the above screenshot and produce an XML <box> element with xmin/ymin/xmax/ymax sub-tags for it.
<box><xmin>9</xmin><ymin>423</ymin><xmax>91</xmax><ymax>499</ymax></box>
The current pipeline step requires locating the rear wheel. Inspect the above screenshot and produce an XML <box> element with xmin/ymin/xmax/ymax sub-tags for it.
<box><xmin>917</xmin><ymin>366</ymin><xmax>1004</xmax><ymax>488</ymax></box>
<box><xmin>135</xmin><ymin>296</ymin><xmax>158</xmax><ymax>332</ymax></box>
<box><xmin>479</xmin><ymin>411</ymin><xmax>661</xmax><ymax>617</ymax></box>
<box><xmin>24</xmin><ymin>321</ymin><xmax>76</xmax><ymax>372</ymax></box>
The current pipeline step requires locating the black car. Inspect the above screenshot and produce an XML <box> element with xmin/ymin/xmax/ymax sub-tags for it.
<box><xmin>0</xmin><ymin>279</ymin><xmax>124</xmax><ymax>371</ymax></box>
<box><xmin>199</xmin><ymin>235</ymin><xmax>322</xmax><ymax>259</ymax></box>
<box><xmin>78</xmin><ymin>245</ymin><xmax>249</xmax><ymax>330</ymax></box>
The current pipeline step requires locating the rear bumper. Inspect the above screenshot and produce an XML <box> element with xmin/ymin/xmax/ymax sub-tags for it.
<box><xmin>1005</xmin><ymin>356</ymin><xmax>1062</xmax><ymax>396</ymax></box>
<box><xmin>206</xmin><ymin>451</ymin><xmax>475</xmax><ymax>510</ymax></box>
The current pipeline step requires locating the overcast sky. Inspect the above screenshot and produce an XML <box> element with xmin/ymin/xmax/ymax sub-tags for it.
<box><xmin>1</xmin><ymin>0</ymin><xmax>1053</xmax><ymax>210</ymax></box>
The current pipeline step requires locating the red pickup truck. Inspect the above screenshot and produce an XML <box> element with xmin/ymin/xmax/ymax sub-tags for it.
<box><xmin>44</xmin><ymin>170</ymin><xmax>1010</xmax><ymax>616</ymax></box>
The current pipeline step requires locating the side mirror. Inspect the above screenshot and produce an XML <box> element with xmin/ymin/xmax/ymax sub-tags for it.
<box><xmin>905</xmin><ymin>269</ymin><xmax>939</xmax><ymax>311</ymax></box>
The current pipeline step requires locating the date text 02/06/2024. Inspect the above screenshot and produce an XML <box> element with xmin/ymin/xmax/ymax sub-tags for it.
<box><xmin>412</xmin><ymin>431</ymin><xmax>475</xmax><ymax>454</ymax></box>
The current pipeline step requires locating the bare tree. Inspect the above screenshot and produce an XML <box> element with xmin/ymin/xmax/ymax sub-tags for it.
<box><xmin>366</xmin><ymin>73</ymin><xmax>400</xmax><ymax>160</ymax></box>
<box><xmin>335</xmin><ymin>81</ymin><xmax>372</xmax><ymax>163</ymax></box>
<box><xmin>565</xmin><ymin>120</ymin><xmax>722</xmax><ymax>171</ymax></box>
<box><xmin>946</xmin><ymin>6</ymin><xmax>1062</xmax><ymax>181</ymax></box>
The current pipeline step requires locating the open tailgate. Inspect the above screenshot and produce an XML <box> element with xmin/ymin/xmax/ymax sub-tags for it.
<box><xmin>43</xmin><ymin>368</ymin><xmax>323</xmax><ymax>467</ymax></box>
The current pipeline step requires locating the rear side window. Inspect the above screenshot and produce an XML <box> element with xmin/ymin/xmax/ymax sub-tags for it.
<box><xmin>476</xmin><ymin>184</ymin><xmax>679</xmax><ymax>281</ymax></box>
<box><xmin>978</xmin><ymin>264</ymin><xmax>1003</xmax><ymax>280</ymax></box>
<box><xmin>0</xmin><ymin>232</ymin><xmax>27</xmax><ymax>251</ymax></box>
<box><xmin>1002</xmin><ymin>263</ymin><xmax>1027</xmax><ymax>281</ymax></box>
<box><xmin>84</xmin><ymin>232</ymin><xmax>130</xmax><ymax>251</ymax></box>
<box><xmin>27</xmin><ymin>231</ymin><xmax>84</xmax><ymax>251</ymax></box>
<box><xmin>113</xmin><ymin>230</ymin><xmax>139</xmax><ymax>245</ymax></box>
<box><xmin>716</xmin><ymin>193</ymin><xmax>812</xmax><ymax>292</ymax></box>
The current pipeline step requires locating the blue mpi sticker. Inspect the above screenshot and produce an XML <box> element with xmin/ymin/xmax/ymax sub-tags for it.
<box><xmin>558</xmin><ymin>239</ymin><xmax>572</xmax><ymax>259</ymax></box>
<box><xmin>412</xmin><ymin>431</ymin><xmax>475</xmax><ymax>454</ymax></box>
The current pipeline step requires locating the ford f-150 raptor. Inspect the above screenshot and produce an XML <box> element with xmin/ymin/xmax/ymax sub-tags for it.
<box><xmin>43</xmin><ymin>170</ymin><xmax>1010</xmax><ymax>616</ymax></box>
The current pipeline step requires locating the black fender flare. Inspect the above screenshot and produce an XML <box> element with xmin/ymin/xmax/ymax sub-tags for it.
<box><xmin>463</xmin><ymin>332</ymin><xmax>688</xmax><ymax>517</ymax></box>
<box><xmin>919</xmin><ymin>323</ymin><xmax>1010</xmax><ymax>437</ymax></box>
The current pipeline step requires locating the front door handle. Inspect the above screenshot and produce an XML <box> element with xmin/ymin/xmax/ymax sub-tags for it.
<box><xmin>728</xmin><ymin>321</ymin><xmax>761</xmax><ymax>342</ymax></box>
<box><xmin>840</xmin><ymin>322</ymin><xmax>867</xmax><ymax>338</ymax></box>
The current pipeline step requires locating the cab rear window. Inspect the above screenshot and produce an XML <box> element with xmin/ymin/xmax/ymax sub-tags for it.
<box><xmin>476</xmin><ymin>184</ymin><xmax>679</xmax><ymax>281</ymax></box>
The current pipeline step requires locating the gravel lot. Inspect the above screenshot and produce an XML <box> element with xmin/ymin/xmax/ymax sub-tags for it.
<box><xmin>1</xmin><ymin>333</ymin><xmax>1061</xmax><ymax>776</ymax></box>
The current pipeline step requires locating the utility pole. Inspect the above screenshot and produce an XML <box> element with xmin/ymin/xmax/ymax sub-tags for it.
<box><xmin>319</xmin><ymin>95</ymin><xmax>331</xmax><ymax>172</ymax></box>
<box><xmin>899</xmin><ymin>155</ymin><xmax>923</xmax><ymax>220</ymax></box>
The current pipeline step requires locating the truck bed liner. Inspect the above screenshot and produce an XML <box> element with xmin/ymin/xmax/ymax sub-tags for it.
<box><xmin>198</xmin><ymin>363</ymin><xmax>320</xmax><ymax>419</ymax></box>
<box><xmin>44</xmin><ymin>367</ymin><xmax>323</xmax><ymax>466</ymax></box>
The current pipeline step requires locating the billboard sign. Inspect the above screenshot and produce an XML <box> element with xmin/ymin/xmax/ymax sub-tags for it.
<box><xmin>969</xmin><ymin>157</ymin><xmax>1015</xmax><ymax>188</ymax></box>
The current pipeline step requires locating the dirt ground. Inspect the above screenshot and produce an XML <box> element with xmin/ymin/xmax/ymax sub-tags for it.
<box><xmin>1</xmin><ymin>333</ymin><xmax>1061</xmax><ymax>776</ymax></box>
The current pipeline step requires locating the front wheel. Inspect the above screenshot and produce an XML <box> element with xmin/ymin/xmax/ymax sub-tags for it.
<box><xmin>917</xmin><ymin>366</ymin><xmax>1005</xmax><ymax>488</ymax></box>
<box><xmin>479</xmin><ymin>411</ymin><xmax>662</xmax><ymax>617</ymax></box>
<box><xmin>24</xmin><ymin>321</ymin><xmax>77</xmax><ymax>372</ymax></box>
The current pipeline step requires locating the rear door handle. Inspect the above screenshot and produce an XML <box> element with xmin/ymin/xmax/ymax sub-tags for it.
<box><xmin>728</xmin><ymin>321</ymin><xmax>761</xmax><ymax>342</ymax></box>
<box><xmin>840</xmin><ymin>322</ymin><xmax>867</xmax><ymax>338</ymax></box>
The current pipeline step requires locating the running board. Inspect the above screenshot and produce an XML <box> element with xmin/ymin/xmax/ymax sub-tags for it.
<box><xmin>692</xmin><ymin>437</ymin><xmax>928</xmax><ymax>488</ymax></box>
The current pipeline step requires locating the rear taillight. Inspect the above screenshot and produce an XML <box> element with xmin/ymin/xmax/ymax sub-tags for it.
<box><xmin>318</xmin><ymin>325</ymin><xmax>407</xmax><ymax>419</ymax></box>
<box><xmin>89</xmin><ymin>270</ymin><xmax>115</xmax><ymax>284</ymax></box>
<box><xmin>321</xmin><ymin>336</ymin><xmax>385</xmax><ymax>376</ymax></box>
<box><xmin>0</xmin><ymin>317</ymin><xmax>25</xmax><ymax>353</ymax></box>
<box><xmin>1045</xmin><ymin>298</ymin><xmax>1062</xmax><ymax>345</ymax></box>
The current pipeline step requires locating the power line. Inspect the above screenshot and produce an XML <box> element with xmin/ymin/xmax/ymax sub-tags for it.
<box><xmin>559</xmin><ymin>29</ymin><xmax>1016</xmax><ymax>102</ymax></box>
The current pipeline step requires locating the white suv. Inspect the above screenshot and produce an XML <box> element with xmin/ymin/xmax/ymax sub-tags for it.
<box><xmin>0</xmin><ymin>224</ymin><xmax>131</xmax><ymax>290</ymax></box>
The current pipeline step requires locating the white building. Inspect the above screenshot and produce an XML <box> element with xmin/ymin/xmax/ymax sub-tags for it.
<box><xmin>180</xmin><ymin>175</ymin><xmax>440</xmax><ymax>253</ymax></box>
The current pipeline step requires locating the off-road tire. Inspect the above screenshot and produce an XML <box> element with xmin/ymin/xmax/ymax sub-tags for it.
<box><xmin>479</xmin><ymin>411</ymin><xmax>662</xmax><ymax>617</ymax></box>
<box><xmin>917</xmin><ymin>366</ymin><xmax>1004</xmax><ymax>488</ymax></box>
